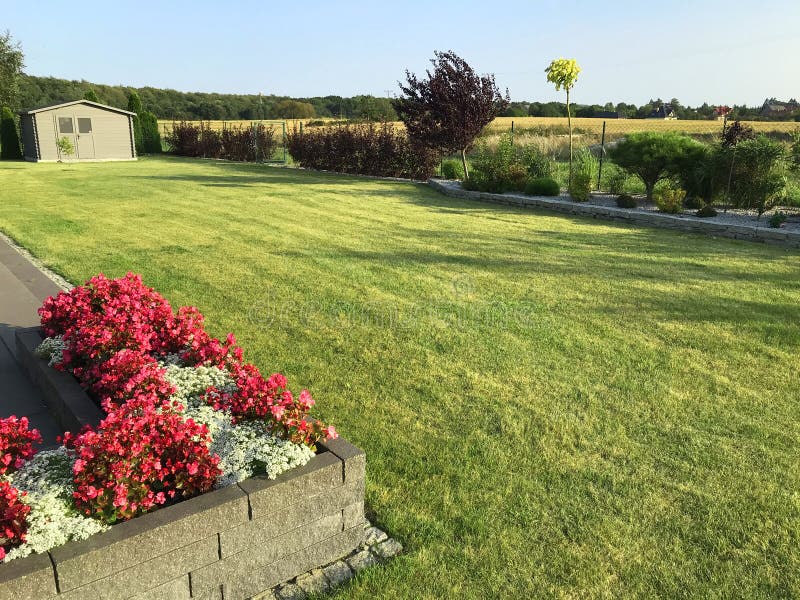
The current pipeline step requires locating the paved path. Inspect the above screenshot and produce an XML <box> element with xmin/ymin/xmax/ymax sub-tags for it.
<box><xmin>0</xmin><ymin>237</ymin><xmax>66</xmax><ymax>447</ymax></box>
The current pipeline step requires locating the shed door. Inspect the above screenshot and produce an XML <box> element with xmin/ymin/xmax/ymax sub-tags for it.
<box><xmin>55</xmin><ymin>115</ymin><xmax>78</xmax><ymax>160</ymax></box>
<box><xmin>75</xmin><ymin>116</ymin><xmax>95</xmax><ymax>159</ymax></box>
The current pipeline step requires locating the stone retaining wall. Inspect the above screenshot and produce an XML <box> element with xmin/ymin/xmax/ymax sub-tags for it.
<box><xmin>428</xmin><ymin>179</ymin><xmax>800</xmax><ymax>249</ymax></box>
<box><xmin>2</xmin><ymin>328</ymin><xmax>366</xmax><ymax>600</ymax></box>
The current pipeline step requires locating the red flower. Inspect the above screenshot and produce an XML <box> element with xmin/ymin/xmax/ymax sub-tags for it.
<box><xmin>0</xmin><ymin>416</ymin><xmax>41</xmax><ymax>475</ymax></box>
<box><xmin>0</xmin><ymin>481</ymin><xmax>30</xmax><ymax>557</ymax></box>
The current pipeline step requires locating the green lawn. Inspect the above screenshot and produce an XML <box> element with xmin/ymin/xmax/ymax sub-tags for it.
<box><xmin>1</xmin><ymin>156</ymin><xmax>799</xmax><ymax>598</ymax></box>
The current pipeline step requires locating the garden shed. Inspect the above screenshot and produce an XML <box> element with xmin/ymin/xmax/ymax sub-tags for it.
<box><xmin>18</xmin><ymin>100</ymin><xmax>137</xmax><ymax>162</ymax></box>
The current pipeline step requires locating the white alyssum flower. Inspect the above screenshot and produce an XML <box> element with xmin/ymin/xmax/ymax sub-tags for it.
<box><xmin>161</xmin><ymin>363</ymin><xmax>236</xmax><ymax>409</ymax></box>
<box><xmin>34</xmin><ymin>335</ymin><xmax>66</xmax><ymax>367</ymax></box>
<box><xmin>184</xmin><ymin>404</ymin><xmax>313</xmax><ymax>488</ymax></box>
<box><xmin>4</xmin><ymin>448</ymin><xmax>108</xmax><ymax>562</ymax></box>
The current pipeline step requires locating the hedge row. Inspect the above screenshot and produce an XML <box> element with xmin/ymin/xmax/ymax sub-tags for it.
<box><xmin>286</xmin><ymin>123</ymin><xmax>438</xmax><ymax>180</ymax></box>
<box><xmin>165</xmin><ymin>121</ymin><xmax>278</xmax><ymax>162</ymax></box>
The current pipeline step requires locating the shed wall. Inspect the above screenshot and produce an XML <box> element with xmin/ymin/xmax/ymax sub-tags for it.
<box><xmin>20</xmin><ymin>114</ymin><xmax>38</xmax><ymax>160</ymax></box>
<box><xmin>34</xmin><ymin>104</ymin><xmax>135</xmax><ymax>161</ymax></box>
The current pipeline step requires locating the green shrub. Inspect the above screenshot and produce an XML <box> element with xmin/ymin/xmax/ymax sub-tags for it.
<box><xmin>616</xmin><ymin>194</ymin><xmax>637</xmax><ymax>208</ymax></box>
<box><xmin>654</xmin><ymin>186</ymin><xmax>686</xmax><ymax>214</ymax></box>
<box><xmin>465</xmin><ymin>134</ymin><xmax>553</xmax><ymax>193</ymax></box>
<box><xmin>0</xmin><ymin>106</ymin><xmax>22</xmax><ymax>160</ymax></box>
<box><xmin>791</xmin><ymin>130</ymin><xmax>800</xmax><ymax>170</ymax></box>
<box><xmin>769</xmin><ymin>211</ymin><xmax>787</xmax><ymax>228</ymax></box>
<box><xmin>683</xmin><ymin>195</ymin><xmax>704</xmax><ymax>209</ymax></box>
<box><xmin>609</xmin><ymin>132</ymin><xmax>704</xmax><ymax>200</ymax></box>
<box><xmin>441</xmin><ymin>158</ymin><xmax>464</xmax><ymax>180</ymax></box>
<box><xmin>602</xmin><ymin>164</ymin><xmax>628</xmax><ymax>195</ymax></box>
<box><xmin>139</xmin><ymin>111</ymin><xmax>162</xmax><ymax>154</ymax></box>
<box><xmin>55</xmin><ymin>136</ymin><xmax>74</xmax><ymax>161</ymax></box>
<box><xmin>696</xmin><ymin>204</ymin><xmax>718</xmax><ymax>218</ymax></box>
<box><xmin>725</xmin><ymin>136</ymin><xmax>787</xmax><ymax>217</ymax></box>
<box><xmin>525</xmin><ymin>177</ymin><xmax>560</xmax><ymax>196</ymax></box>
<box><xmin>568</xmin><ymin>150</ymin><xmax>595</xmax><ymax>201</ymax></box>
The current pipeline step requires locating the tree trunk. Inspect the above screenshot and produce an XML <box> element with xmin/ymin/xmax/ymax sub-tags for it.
<box><xmin>567</xmin><ymin>89</ymin><xmax>573</xmax><ymax>189</ymax></box>
<box><xmin>646</xmin><ymin>181</ymin><xmax>655</xmax><ymax>201</ymax></box>
<box><xmin>461</xmin><ymin>148</ymin><xmax>469</xmax><ymax>180</ymax></box>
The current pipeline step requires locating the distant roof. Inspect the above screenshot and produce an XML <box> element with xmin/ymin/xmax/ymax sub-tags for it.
<box><xmin>647</xmin><ymin>105</ymin><xmax>675</xmax><ymax>118</ymax></box>
<box><xmin>19</xmin><ymin>100</ymin><xmax>136</xmax><ymax>116</ymax></box>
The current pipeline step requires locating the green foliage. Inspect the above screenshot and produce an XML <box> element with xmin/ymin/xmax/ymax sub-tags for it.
<box><xmin>440</xmin><ymin>159</ymin><xmax>464</xmax><ymax>180</ymax></box>
<box><xmin>524</xmin><ymin>176</ymin><xmax>560</xmax><ymax>196</ymax></box>
<box><xmin>696</xmin><ymin>204</ymin><xmax>718</xmax><ymax>218</ymax></box>
<box><xmin>790</xmin><ymin>130</ymin><xmax>800</xmax><ymax>170</ymax></box>
<box><xmin>0</xmin><ymin>106</ymin><xmax>22</xmax><ymax>160</ymax></box>
<box><xmin>55</xmin><ymin>136</ymin><xmax>74</xmax><ymax>160</ymax></box>
<box><xmin>0</xmin><ymin>31</ymin><xmax>24</xmax><ymax>110</ymax></box>
<box><xmin>568</xmin><ymin>150</ymin><xmax>595</xmax><ymax>201</ymax></box>
<box><xmin>654</xmin><ymin>185</ymin><xmax>686</xmax><ymax>213</ymax></box>
<box><xmin>769</xmin><ymin>211</ymin><xmax>787</xmax><ymax>228</ymax></box>
<box><xmin>616</xmin><ymin>194</ymin><xmax>637</xmax><ymax>208</ymax></box>
<box><xmin>465</xmin><ymin>134</ymin><xmax>551</xmax><ymax>193</ymax></box>
<box><xmin>271</xmin><ymin>99</ymin><xmax>315</xmax><ymax>119</ymax></box>
<box><xmin>725</xmin><ymin>136</ymin><xmax>787</xmax><ymax>216</ymax></box>
<box><xmin>138</xmin><ymin>111</ymin><xmax>162</xmax><ymax>154</ymax></box>
<box><xmin>602</xmin><ymin>164</ymin><xmax>628</xmax><ymax>195</ymax></box>
<box><xmin>127</xmin><ymin>91</ymin><xmax>143</xmax><ymax>115</ymax></box>
<box><xmin>610</xmin><ymin>132</ymin><xmax>705</xmax><ymax>200</ymax></box>
<box><xmin>83</xmin><ymin>89</ymin><xmax>100</xmax><ymax>103</ymax></box>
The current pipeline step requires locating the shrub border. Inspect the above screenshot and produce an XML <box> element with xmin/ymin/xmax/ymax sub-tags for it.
<box><xmin>3</xmin><ymin>327</ymin><xmax>366</xmax><ymax>600</ymax></box>
<box><xmin>429</xmin><ymin>180</ymin><xmax>800</xmax><ymax>248</ymax></box>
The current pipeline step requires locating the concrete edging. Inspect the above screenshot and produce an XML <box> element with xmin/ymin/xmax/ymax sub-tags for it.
<box><xmin>428</xmin><ymin>179</ymin><xmax>800</xmax><ymax>249</ymax></box>
<box><xmin>3</xmin><ymin>327</ymin><xmax>366</xmax><ymax>600</ymax></box>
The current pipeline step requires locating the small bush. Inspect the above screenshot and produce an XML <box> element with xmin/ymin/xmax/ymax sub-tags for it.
<box><xmin>726</xmin><ymin>136</ymin><xmax>788</xmax><ymax>217</ymax></box>
<box><xmin>525</xmin><ymin>177</ymin><xmax>560</xmax><ymax>196</ymax></box>
<box><xmin>791</xmin><ymin>130</ymin><xmax>800</xmax><ymax>170</ymax></box>
<box><xmin>0</xmin><ymin>106</ymin><xmax>22</xmax><ymax>160</ymax></box>
<box><xmin>286</xmin><ymin>122</ymin><xmax>437</xmax><ymax>179</ymax></box>
<box><xmin>616</xmin><ymin>194</ymin><xmax>637</xmax><ymax>208</ymax></box>
<box><xmin>684</xmin><ymin>195</ymin><xmax>704</xmax><ymax>209</ymax></box>
<box><xmin>769</xmin><ymin>211</ymin><xmax>788</xmax><ymax>228</ymax></box>
<box><xmin>441</xmin><ymin>159</ymin><xmax>464</xmax><ymax>180</ymax></box>
<box><xmin>721</xmin><ymin>121</ymin><xmax>756</xmax><ymax>148</ymax></box>
<box><xmin>610</xmin><ymin>132</ymin><xmax>704</xmax><ymax>200</ymax></box>
<box><xmin>602</xmin><ymin>164</ymin><xmax>628</xmax><ymax>195</ymax></box>
<box><xmin>569</xmin><ymin>150</ymin><xmax>595</xmax><ymax>201</ymax></box>
<box><xmin>166</xmin><ymin>122</ymin><xmax>278</xmax><ymax>162</ymax></box>
<box><xmin>696</xmin><ymin>204</ymin><xmax>718</xmax><ymax>218</ymax></box>
<box><xmin>654</xmin><ymin>186</ymin><xmax>686</xmax><ymax>214</ymax></box>
<box><xmin>465</xmin><ymin>134</ymin><xmax>553</xmax><ymax>193</ymax></box>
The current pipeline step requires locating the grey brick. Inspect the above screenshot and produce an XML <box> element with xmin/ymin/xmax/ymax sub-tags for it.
<box><xmin>51</xmin><ymin>484</ymin><xmax>247</xmax><ymax>592</ymax></box>
<box><xmin>318</xmin><ymin>438</ymin><xmax>365</xmax><ymax>483</ymax></box>
<box><xmin>373</xmin><ymin>538</ymin><xmax>403</xmax><ymax>560</ymax></box>
<box><xmin>221</xmin><ymin>480</ymin><xmax>362</xmax><ymax>557</ymax></box>
<box><xmin>56</xmin><ymin>535</ymin><xmax>217</xmax><ymax>600</ymax></box>
<box><xmin>346</xmin><ymin>549</ymin><xmax>379</xmax><ymax>573</ymax></box>
<box><xmin>274</xmin><ymin>583</ymin><xmax>306</xmax><ymax>600</ymax></box>
<box><xmin>191</xmin><ymin>512</ymin><xmax>343</xmax><ymax>593</ymax></box>
<box><xmin>342</xmin><ymin>500</ymin><xmax>365</xmax><ymax>529</ymax></box>
<box><xmin>322</xmin><ymin>561</ymin><xmax>352</xmax><ymax>588</ymax></box>
<box><xmin>238</xmin><ymin>452</ymin><xmax>343</xmax><ymax>518</ymax></box>
<box><xmin>220</xmin><ymin>526</ymin><xmax>364</xmax><ymax>600</ymax></box>
<box><xmin>294</xmin><ymin>569</ymin><xmax>328</xmax><ymax>595</ymax></box>
<box><xmin>0</xmin><ymin>551</ymin><xmax>57</xmax><ymax>600</ymax></box>
<box><xmin>191</xmin><ymin>584</ymin><xmax>224</xmax><ymax>600</ymax></box>
<box><xmin>129</xmin><ymin>575</ymin><xmax>191</xmax><ymax>600</ymax></box>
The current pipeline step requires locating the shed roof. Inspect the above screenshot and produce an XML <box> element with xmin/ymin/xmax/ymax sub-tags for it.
<box><xmin>19</xmin><ymin>100</ymin><xmax>136</xmax><ymax>117</ymax></box>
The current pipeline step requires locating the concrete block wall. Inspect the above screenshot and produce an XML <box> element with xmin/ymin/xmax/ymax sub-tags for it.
<box><xmin>429</xmin><ymin>179</ymin><xmax>800</xmax><ymax>249</ymax></box>
<box><xmin>3</xmin><ymin>328</ymin><xmax>366</xmax><ymax>600</ymax></box>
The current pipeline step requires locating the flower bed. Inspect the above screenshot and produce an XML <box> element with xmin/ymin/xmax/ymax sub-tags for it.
<box><xmin>0</xmin><ymin>274</ymin><xmax>366</xmax><ymax>598</ymax></box>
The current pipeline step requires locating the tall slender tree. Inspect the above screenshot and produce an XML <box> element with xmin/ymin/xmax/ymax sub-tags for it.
<box><xmin>0</xmin><ymin>106</ymin><xmax>22</xmax><ymax>159</ymax></box>
<box><xmin>0</xmin><ymin>31</ymin><xmax>24</xmax><ymax>110</ymax></box>
<box><xmin>393</xmin><ymin>51</ymin><xmax>508</xmax><ymax>178</ymax></box>
<box><xmin>545</xmin><ymin>58</ymin><xmax>581</xmax><ymax>186</ymax></box>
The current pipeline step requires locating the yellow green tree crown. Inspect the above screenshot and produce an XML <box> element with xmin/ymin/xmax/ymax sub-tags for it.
<box><xmin>545</xmin><ymin>58</ymin><xmax>581</xmax><ymax>91</ymax></box>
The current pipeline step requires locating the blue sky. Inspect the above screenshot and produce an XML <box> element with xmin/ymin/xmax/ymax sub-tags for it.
<box><xmin>6</xmin><ymin>0</ymin><xmax>799</xmax><ymax>106</ymax></box>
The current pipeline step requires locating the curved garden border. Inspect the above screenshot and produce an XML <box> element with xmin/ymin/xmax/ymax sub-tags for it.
<box><xmin>0</xmin><ymin>327</ymin><xmax>366</xmax><ymax>600</ymax></box>
<box><xmin>428</xmin><ymin>179</ymin><xmax>800</xmax><ymax>249</ymax></box>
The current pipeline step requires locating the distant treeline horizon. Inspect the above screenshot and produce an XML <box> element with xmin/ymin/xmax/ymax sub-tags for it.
<box><xmin>17</xmin><ymin>74</ymin><xmax>800</xmax><ymax>123</ymax></box>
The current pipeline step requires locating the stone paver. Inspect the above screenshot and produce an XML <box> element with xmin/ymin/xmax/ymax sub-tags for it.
<box><xmin>0</xmin><ymin>235</ymin><xmax>65</xmax><ymax>446</ymax></box>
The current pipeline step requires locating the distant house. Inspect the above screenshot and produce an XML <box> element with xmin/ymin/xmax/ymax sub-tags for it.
<box><xmin>760</xmin><ymin>98</ymin><xmax>799</xmax><ymax>119</ymax></box>
<box><xmin>647</xmin><ymin>105</ymin><xmax>678</xmax><ymax>120</ymax></box>
<box><xmin>18</xmin><ymin>100</ymin><xmax>137</xmax><ymax>162</ymax></box>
